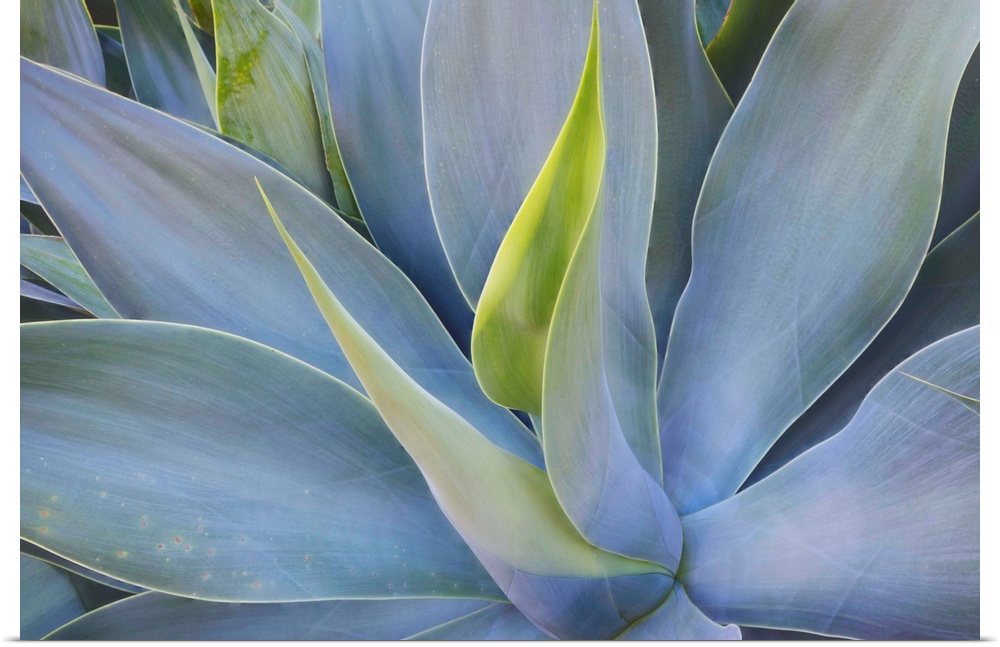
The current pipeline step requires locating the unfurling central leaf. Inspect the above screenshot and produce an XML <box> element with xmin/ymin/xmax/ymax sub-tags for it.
<box><xmin>470</xmin><ymin>0</ymin><xmax>606</xmax><ymax>415</ymax></box>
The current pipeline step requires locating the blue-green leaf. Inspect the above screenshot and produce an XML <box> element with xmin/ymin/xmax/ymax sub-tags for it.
<box><xmin>694</xmin><ymin>0</ymin><xmax>730</xmax><ymax>47</ymax></box>
<box><xmin>21</xmin><ymin>0</ymin><xmax>105</xmax><ymax>86</ymax></box>
<box><xmin>321</xmin><ymin>0</ymin><xmax>472</xmax><ymax>351</ymax></box>
<box><xmin>681</xmin><ymin>327</ymin><xmax>979</xmax><ymax>639</ymax></box>
<box><xmin>20</xmin><ymin>59</ymin><xmax>538</xmax><ymax>467</ymax></box>
<box><xmin>214</xmin><ymin>0</ymin><xmax>333</xmax><ymax>201</ymax></box>
<box><xmin>934</xmin><ymin>46</ymin><xmax>979</xmax><ymax>246</ymax></box>
<box><xmin>407</xmin><ymin>602</ymin><xmax>549</xmax><ymax>640</ymax></box>
<box><xmin>22</xmin><ymin>320</ymin><xmax>500</xmax><ymax>602</ymax></box>
<box><xmin>616</xmin><ymin>583</ymin><xmax>740</xmax><ymax>640</ymax></box>
<box><xmin>638</xmin><ymin>0</ymin><xmax>732</xmax><ymax>368</ymax></box>
<box><xmin>657</xmin><ymin>0</ymin><xmax>980</xmax><ymax>514</ymax></box>
<box><xmin>20</xmin><ymin>235</ymin><xmax>120</xmax><ymax>319</ymax></box>
<box><xmin>21</xmin><ymin>554</ymin><xmax>88</xmax><ymax>639</ymax></box>
<box><xmin>45</xmin><ymin>593</ymin><xmax>496</xmax><ymax>640</ymax></box>
<box><xmin>20</xmin><ymin>279</ymin><xmax>81</xmax><ymax>311</ymax></box>
<box><xmin>116</xmin><ymin>0</ymin><xmax>217</xmax><ymax>127</ymax></box>
<box><xmin>748</xmin><ymin>213</ymin><xmax>980</xmax><ymax>484</ymax></box>
<box><xmin>22</xmin><ymin>540</ymin><xmax>146</xmax><ymax>594</ymax></box>
<box><xmin>424</xmin><ymin>0</ymin><xmax>661</xmax><ymax>479</ymax></box>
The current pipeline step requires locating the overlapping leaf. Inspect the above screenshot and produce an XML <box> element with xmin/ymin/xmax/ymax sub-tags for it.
<box><xmin>21</xmin><ymin>0</ymin><xmax>105</xmax><ymax>86</ymax></box>
<box><xmin>657</xmin><ymin>0</ymin><xmax>980</xmax><ymax>514</ymax></box>
<box><xmin>681</xmin><ymin>327</ymin><xmax>980</xmax><ymax>639</ymax></box>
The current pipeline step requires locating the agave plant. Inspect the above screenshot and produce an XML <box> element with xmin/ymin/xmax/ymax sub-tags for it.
<box><xmin>20</xmin><ymin>0</ymin><xmax>980</xmax><ymax>640</ymax></box>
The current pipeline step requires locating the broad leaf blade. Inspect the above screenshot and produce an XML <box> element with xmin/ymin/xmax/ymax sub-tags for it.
<box><xmin>615</xmin><ymin>583</ymin><xmax>740</xmax><ymax>640</ymax></box>
<box><xmin>45</xmin><ymin>593</ymin><xmax>494</xmax><ymax>640</ymax></box>
<box><xmin>406</xmin><ymin>602</ymin><xmax>550</xmax><ymax>640</ymax></box>
<box><xmin>116</xmin><ymin>0</ymin><xmax>216</xmax><ymax>127</ymax></box>
<box><xmin>21</xmin><ymin>0</ymin><xmax>105</xmax><ymax>86</ymax></box>
<box><xmin>749</xmin><ymin>213</ymin><xmax>980</xmax><ymax>484</ymax></box>
<box><xmin>694</xmin><ymin>0</ymin><xmax>730</xmax><ymax>47</ymax></box>
<box><xmin>22</xmin><ymin>320</ymin><xmax>500</xmax><ymax>602</ymax></box>
<box><xmin>20</xmin><ymin>279</ymin><xmax>82</xmax><ymax>312</ymax></box>
<box><xmin>536</xmin><ymin>8</ymin><xmax>681</xmax><ymax>573</ymax></box>
<box><xmin>934</xmin><ymin>46</ymin><xmax>979</xmax><ymax>246</ymax></box>
<box><xmin>681</xmin><ymin>327</ymin><xmax>980</xmax><ymax>639</ymax></box>
<box><xmin>20</xmin><ymin>59</ymin><xmax>538</xmax><ymax>467</ymax></box>
<box><xmin>22</xmin><ymin>541</ymin><xmax>146</xmax><ymax>594</ymax></box>
<box><xmin>657</xmin><ymin>0</ymin><xmax>980</xmax><ymax>514</ymax></box>
<box><xmin>321</xmin><ymin>0</ymin><xmax>472</xmax><ymax>351</ymax></box>
<box><xmin>214</xmin><ymin>0</ymin><xmax>333</xmax><ymax>201</ymax></box>
<box><xmin>638</xmin><ymin>0</ymin><xmax>733</xmax><ymax>369</ymax></box>
<box><xmin>263</xmin><ymin>186</ymin><xmax>668</xmax><ymax>639</ymax></box>
<box><xmin>20</xmin><ymin>235</ymin><xmax>120</xmax><ymax>319</ymax></box>
<box><xmin>21</xmin><ymin>554</ymin><xmax>127</xmax><ymax>640</ymax></box>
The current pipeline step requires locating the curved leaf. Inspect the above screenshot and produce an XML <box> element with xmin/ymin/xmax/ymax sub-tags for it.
<box><xmin>20</xmin><ymin>59</ymin><xmax>539</xmax><ymax>467</ymax></box>
<box><xmin>638</xmin><ymin>0</ymin><xmax>732</xmax><ymax>367</ymax></box>
<box><xmin>21</xmin><ymin>555</ymin><xmax>93</xmax><ymax>639</ymax></box>
<box><xmin>748</xmin><ymin>213</ymin><xmax>980</xmax><ymax>485</ymax></box>
<box><xmin>20</xmin><ymin>279</ymin><xmax>81</xmax><ymax>311</ymax></box>
<box><xmin>681</xmin><ymin>327</ymin><xmax>979</xmax><ymax>639</ymax></box>
<box><xmin>657</xmin><ymin>0</ymin><xmax>980</xmax><ymax>514</ymax></box>
<box><xmin>20</xmin><ymin>235</ymin><xmax>119</xmax><ymax>319</ymax></box>
<box><xmin>45</xmin><ymin>593</ymin><xmax>494</xmax><ymax>640</ymax></box>
<box><xmin>694</xmin><ymin>0</ymin><xmax>730</xmax><ymax>47</ymax></box>
<box><xmin>96</xmin><ymin>30</ymin><xmax>133</xmax><ymax>97</ymax></box>
<box><xmin>616</xmin><ymin>583</ymin><xmax>740</xmax><ymax>640</ymax></box>
<box><xmin>214</xmin><ymin>0</ymin><xmax>333</xmax><ymax>201</ymax></box>
<box><xmin>407</xmin><ymin>602</ymin><xmax>549</xmax><ymax>640</ymax></box>
<box><xmin>934</xmin><ymin>46</ymin><xmax>979</xmax><ymax>246</ymax></box>
<box><xmin>22</xmin><ymin>320</ymin><xmax>500</xmax><ymax>602</ymax></box>
<box><xmin>116</xmin><ymin>0</ymin><xmax>216</xmax><ymax>127</ymax></box>
<box><xmin>21</xmin><ymin>0</ymin><xmax>105</xmax><ymax>86</ymax></box>
<box><xmin>22</xmin><ymin>540</ymin><xmax>146</xmax><ymax>594</ymax></box>
<box><xmin>321</xmin><ymin>0</ymin><xmax>472</xmax><ymax>351</ymax></box>
<box><xmin>274</xmin><ymin>1</ymin><xmax>358</xmax><ymax>219</ymax></box>
<box><xmin>704</xmin><ymin>0</ymin><xmax>792</xmax><ymax>104</ymax></box>
<box><xmin>425</xmin><ymin>0</ymin><xmax>661</xmax><ymax>477</ymax></box>
<box><xmin>264</xmin><ymin>187</ymin><xmax>669</xmax><ymax>639</ymax></box>
<box><xmin>535</xmin><ymin>7</ymin><xmax>681</xmax><ymax>574</ymax></box>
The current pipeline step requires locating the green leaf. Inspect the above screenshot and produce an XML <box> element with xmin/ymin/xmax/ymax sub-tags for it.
<box><xmin>263</xmin><ymin>182</ymin><xmax>670</xmax><ymax>638</ymax></box>
<box><xmin>282</xmin><ymin>0</ymin><xmax>320</xmax><ymax>40</ymax></box>
<box><xmin>273</xmin><ymin>1</ymin><xmax>360</xmax><ymax>219</ymax></box>
<box><xmin>214</xmin><ymin>0</ymin><xmax>333</xmax><ymax>201</ymax></box>
<box><xmin>45</xmin><ymin>593</ymin><xmax>496</xmax><ymax>640</ymax></box>
<box><xmin>20</xmin><ymin>235</ymin><xmax>119</xmax><ymax>319</ymax></box>
<box><xmin>749</xmin><ymin>213</ymin><xmax>981</xmax><ymax>484</ymax></box>
<box><xmin>22</xmin><ymin>320</ymin><xmax>500</xmax><ymax>602</ymax></box>
<box><xmin>472</xmin><ymin>3</ymin><xmax>606</xmax><ymax>414</ymax></box>
<box><xmin>638</xmin><ymin>0</ymin><xmax>733</xmax><ymax>369</ymax></box>
<box><xmin>21</xmin><ymin>59</ymin><xmax>537</xmax><ymax>467</ymax></box>
<box><xmin>187</xmin><ymin>0</ymin><xmax>214</xmax><ymax>33</ymax></box>
<box><xmin>116</xmin><ymin>0</ymin><xmax>216</xmax><ymax>127</ymax></box>
<box><xmin>657</xmin><ymin>0</ymin><xmax>980</xmax><ymax>514</ymax></box>
<box><xmin>320</xmin><ymin>0</ymin><xmax>472</xmax><ymax>351</ymax></box>
<box><xmin>21</xmin><ymin>0</ymin><xmax>106</xmax><ymax>86</ymax></box>
<box><xmin>694</xmin><ymin>0</ymin><xmax>729</xmax><ymax>47</ymax></box>
<box><xmin>705</xmin><ymin>0</ymin><xmax>792</xmax><ymax>104</ymax></box>
<box><xmin>681</xmin><ymin>327</ymin><xmax>980</xmax><ymax>640</ymax></box>
<box><xmin>424</xmin><ymin>1</ymin><xmax>661</xmax><ymax>478</ymax></box>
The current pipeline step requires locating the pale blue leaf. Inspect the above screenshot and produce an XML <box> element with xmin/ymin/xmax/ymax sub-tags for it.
<box><xmin>20</xmin><ymin>279</ymin><xmax>81</xmax><ymax>311</ymax></box>
<box><xmin>616</xmin><ymin>583</ymin><xmax>741</xmax><ymax>640</ymax></box>
<box><xmin>934</xmin><ymin>46</ymin><xmax>979</xmax><ymax>246</ymax></box>
<box><xmin>21</xmin><ymin>0</ymin><xmax>105</xmax><ymax>86</ymax></box>
<box><xmin>22</xmin><ymin>540</ymin><xmax>146</xmax><ymax>594</ymax></box>
<box><xmin>22</xmin><ymin>554</ymin><xmax>87</xmax><ymax>640</ymax></box>
<box><xmin>657</xmin><ymin>0</ymin><xmax>980</xmax><ymax>514</ymax></box>
<box><xmin>45</xmin><ymin>593</ymin><xmax>495</xmax><ymax>640</ymax></box>
<box><xmin>21</xmin><ymin>175</ymin><xmax>38</xmax><ymax>204</ymax></box>
<box><xmin>21</xmin><ymin>320</ymin><xmax>501</xmax><ymax>601</ymax></box>
<box><xmin>96</xmin><ymin>30</ymin><xmax>133</xmax><ymax>97</ymax></box>
<box><xmin>20</xmin><ymin>59</ymin><xmax>540</xmax><ymax>467</ymax></box>
<box><xmin>116</xmin><ymin>0</ymin><xmax>216</xmax><ymax>127</ymax></box>
<box><xmin>21</xmin><ymin>235</ymin><xmax>120</xmax><ymax>319</ymax></box>
<box><xmin>749</xmin><ymin>213</ymin><xmax>980</xmax><ymax>484</ymax></box>
<box><xmin>682</xmin><ymin>327</ymin><xmax>979</xmax><ymax>640</ymax></box>
<box><xmin>638</xmin><ymin>0</ymin><xmax>732</xmax><ymax>368</ymax></box>
<box><xmin>321</xmin><ymin>0</ymin><xmax>473</xmax><ymax>351</ymax></box>
<box><xmin>423</xmin><ymin>0</ymin><xmax>661</xmax><ymax>479</ymax></box>
<box><xmin>407</xmin><ymin>602</ymin><xmax>549</xmax><ymax>640</ymax></box>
